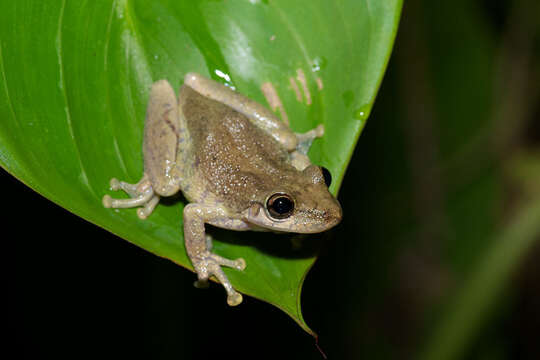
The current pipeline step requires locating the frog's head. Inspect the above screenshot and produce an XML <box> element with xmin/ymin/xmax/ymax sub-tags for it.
<box><xmin>244</xmin><ymin>165</ymin><xmax>342</xmax><ymax>233</ymax></box>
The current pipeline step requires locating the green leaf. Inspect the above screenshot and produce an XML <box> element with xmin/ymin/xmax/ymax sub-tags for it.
<box><xmin>0</xmin><ymin>0</ymin><xmax>401</xmax><ymax>333</ymax></box>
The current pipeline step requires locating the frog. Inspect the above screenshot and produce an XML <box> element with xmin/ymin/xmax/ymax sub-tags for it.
<box><xmin>102</xmin><ymin>73</ymin><xmax>342</xmax><ymax>306</ymax></box>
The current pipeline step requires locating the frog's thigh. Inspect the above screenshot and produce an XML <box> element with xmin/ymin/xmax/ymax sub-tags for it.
<box><xmin>143</xmin><ymin>80</ymin><xmax>183</xmax><ymax>196</ymax></box>
<box><xmin>184</xmin><ymin>72</ymin><xmax>298</xmax><ymax>151</ymax></box>
<box><xmin>183</xmin><ymin>203</ymin><xmax>246</xmax><ymax>306</ymax></box>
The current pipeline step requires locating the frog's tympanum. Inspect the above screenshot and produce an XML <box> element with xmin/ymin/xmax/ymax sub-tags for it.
<box><xmin>103</xmin><ymin>73</ymin><xmax>342</xmax><ymax>306</ymax></box>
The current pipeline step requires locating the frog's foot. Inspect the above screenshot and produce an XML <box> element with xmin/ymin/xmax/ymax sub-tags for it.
<box><xmin>192</xmin><ymin>252</ymin><xmax>246</xmax><ymax>306</ymax></box>
<box><xmin>295</xmin><ymin>124</ymin><xmax>324</xmax><ymax>155</ymax></box>
<box><xmin>102</xmin><ymin>176</ymin><xmax>159</xmax><ymax>219</ymax></box>
<box><xmin>290</xmin><ymin>124</ymin><xmax>325</xmax><ymax>170</ymax></box>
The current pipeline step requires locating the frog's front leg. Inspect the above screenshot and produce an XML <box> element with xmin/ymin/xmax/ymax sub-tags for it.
<box><xmin>183</xmin><ymin>203</ymin><xmax>246</xmax><ymax>306</ymax></box>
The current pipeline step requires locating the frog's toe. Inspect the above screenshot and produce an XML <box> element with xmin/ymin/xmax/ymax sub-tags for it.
<box><xmin>192</xmin><ymin>254</ymin><xmax>244</xmax><ymax>306</ymax></box>
<box><xmin>109</xmin><ymin>178</ymin><xmax>121</xmax><ymax>191</ymax></box>
<box><xmin>314</xmin><ymin>124</ymin><xmax>325</xmax><ymax>137</ymax></box>
<box><xmin>193</xmin><ymin>279</ymin><xmax>210</xmax><ymax>289</ymax></box>
<box><xmin>234</xmin><ymin>258</ymin><xmax>246</xmax><ymax>271</ymax></box>
<box><xmin>137</xmin><ymin>208</ymin><xmax>148</xmax><ymax>220</ymax></box>
<box><xmin>102</xmin><ymin>195</ymin><xmax>113</xmax><ymax>208</ymax></box>
<box><xmin>227</xmin><ymin>291</ymin><xmax>243</xmax><ymax>306</ymax></box>
<box><xmin>138</xmin><ymin>195</ymin><xmax>160</xmax><ymax>219</ymax></box>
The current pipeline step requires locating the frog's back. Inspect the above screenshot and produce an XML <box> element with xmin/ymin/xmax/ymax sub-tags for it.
<box><xmin>179</xmin><ymin>85</ymin><xmax>295</xmax><ymax>210</ymax></box>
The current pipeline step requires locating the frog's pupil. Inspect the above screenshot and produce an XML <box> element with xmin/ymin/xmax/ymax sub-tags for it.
<box><xmin>321</xmin><ymin>167</ymin><xmax>332</xmax><ymax>187</ymax></box>
<box><xmin>273</xmin><ymin>197</ymin><xmax>293</xmax><ymax>214</ymax></box>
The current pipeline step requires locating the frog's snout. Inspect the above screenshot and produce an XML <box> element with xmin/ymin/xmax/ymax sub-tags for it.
<box><xmin>325</xmin><ymin>202</ymin><xmax>343</xmax><ymax>229</ymax></box>
<box><xmin>311</xmin><ymin>200</ymin><xmax>343</xmax><ymax>232</ymax></box>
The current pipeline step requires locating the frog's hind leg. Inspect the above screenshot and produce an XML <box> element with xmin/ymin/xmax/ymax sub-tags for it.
<box><xmin>143</xmin><ymin>80</ymin><xmax>187</xmax><ymax>197</ymax></box>
<box><xmin>103</xmin><ymin>80</ymin><xmax>188</xmax><ymax>219</ymax></box>
<box><xmin>184</xmin><ymin>72</ymin><xmax>326</xmax><ymax>171</ymax></box>
<box><xmin>184</xmin><ymin>72</ymin><xmax>298</xmax><ymax>151</ymax></box>
<box><xmin>102</xmin><ymin>175</ymin><xmax>160</xmax><ymax>219</ymax></box>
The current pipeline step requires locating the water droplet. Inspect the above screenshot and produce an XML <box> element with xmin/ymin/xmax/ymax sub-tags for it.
<box><xmin>153</xmin><ymin>54</ymin><xmax>159</xmax><ymax>60</ymax></box>
<box><xmin>353</xmin><ymin>105</ymin><xmax>370</xmax><ymax>122</ymax></box>
<box><xmin>214</xmin><ymin>69</ymin><xmax>236</xmax><ymax>90</ymax></box>
<box><xmin>215</xmin><ymin>69</ymin><xmax>231</xmax><ymax>82</ymax></box>
<box><xmin>311</xmin><ymin>56</ymin><xmax>327</xmax><ymax>72</ymax></box>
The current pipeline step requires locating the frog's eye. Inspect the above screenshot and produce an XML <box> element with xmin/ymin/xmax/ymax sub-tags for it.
<box><xmin>320</xmin><ymin>167</ymin><xmax>332</xmax><ymax>187</ymax></box>
<box><xmin>266</xmin><ymin>193</ymin><xmax>295</xmax><ymax>219</ymax></box>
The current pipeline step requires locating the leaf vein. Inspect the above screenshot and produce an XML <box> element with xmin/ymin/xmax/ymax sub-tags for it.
<box><xmin>105</xmin><ymin>0</ymin><xmax>129</xmax><ymax>176</ymax></box>
<box><xmin>0</xmin><ymin>42</ymin><xmax>17</xmax><ymax>130</ymax></box>
<box><xmin>55</xmin><ymin>0</ymin><xmax>95</xmax><ymax>196</ymax></box>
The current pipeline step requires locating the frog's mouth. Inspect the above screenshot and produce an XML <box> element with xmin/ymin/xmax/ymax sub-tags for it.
<box><xmin>243</xmin><ymin>202</ymin><xmax>342</xmax><ymax>234</ymax></box>
<box><xmin>242</xmin><ymin>202</ymin><xmax>285</xmax><ymax>231</ymax></box>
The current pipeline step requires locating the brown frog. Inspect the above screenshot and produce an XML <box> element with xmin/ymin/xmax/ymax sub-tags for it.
<box><xmin>103</xmin><ymin>73</ymin><xmax>342</xmax><ymax>306</ymax></box>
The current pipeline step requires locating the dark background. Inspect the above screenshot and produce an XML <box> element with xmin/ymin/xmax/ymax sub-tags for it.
<box><xmin>6</xmin><ymin>0</ymin><xmax>540</xmax><ymax>359</ymax></box>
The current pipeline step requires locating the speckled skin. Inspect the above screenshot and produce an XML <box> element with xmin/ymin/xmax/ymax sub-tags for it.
<box><xmin>103</xmin><ymin>73</ymin><xmax>342</xmax><ymax>306</ymax></box>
